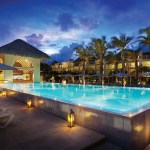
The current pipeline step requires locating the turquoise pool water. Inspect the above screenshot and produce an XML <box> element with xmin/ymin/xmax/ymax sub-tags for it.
<box><xmin>1</xmin><ymin>83</ymin><xmax>150</xmax><ymax>115</ymax></box>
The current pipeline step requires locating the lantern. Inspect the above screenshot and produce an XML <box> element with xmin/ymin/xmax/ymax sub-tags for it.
<box><xmin>27</xmin><ymin>99</ymin><xmax>32</xmax><ymax>108</ymax></box>
<box><xmin>2</xmin><ymin>91</ymin><xmax>6</xmax><ymax>96</ymax></box>
<box><xmin>39</xmin><ymin>100</ymin><xmax>44</xmax><ymax>104</ymax></box>
<box><xmin>68</xmin><ymin>109</ymin><xmax>75</xmax><ymax>128</ymax></box>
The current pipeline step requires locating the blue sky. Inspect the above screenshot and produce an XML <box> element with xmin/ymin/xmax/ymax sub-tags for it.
<box><xmin>0</xmin><ymin>0</ymin><xmax>150</xmax><ymax>62</ymax></box>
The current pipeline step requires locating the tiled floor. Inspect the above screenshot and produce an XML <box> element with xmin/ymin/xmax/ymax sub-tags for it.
<box><xmin>0</xmin><ymin>97</ymin><xmax>106</xmax><ymax>150</ymax></box>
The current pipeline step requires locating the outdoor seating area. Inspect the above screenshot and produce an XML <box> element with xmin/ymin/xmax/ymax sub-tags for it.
<box><xmin>49</xmin><ymin>72</ymin><xmax>150</xmax><ymax>87</ymax></box>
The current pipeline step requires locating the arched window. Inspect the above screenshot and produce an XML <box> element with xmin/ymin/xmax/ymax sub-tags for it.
<box><xmin>13</xmin><ymin>58</ymin><xmax>34</xmax><ymax>83</ymax></box>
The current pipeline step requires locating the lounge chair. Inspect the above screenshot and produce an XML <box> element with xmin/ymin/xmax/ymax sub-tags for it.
<box><xmin>0</xmin><ymin>112</ymin><xmax>14</xmax><ymax>128</ymax></box>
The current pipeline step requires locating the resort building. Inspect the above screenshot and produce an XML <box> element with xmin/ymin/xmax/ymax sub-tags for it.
<box><xmin>50</xmin><ymin>49</ymin><xmax>150</xmax><ymax>75</ymax></box>
<box><xmin>0</xmin><ymin>39</ymin><xmax>49</xmax><ymax>83</ymax></box>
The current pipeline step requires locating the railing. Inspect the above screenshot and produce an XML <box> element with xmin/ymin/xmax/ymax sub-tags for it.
<box><xmin>0</xmin><ymin>80</ymin><xmax>22</xmax><ymax>91</ymax></box>
<box><xmin>142</xmin><ymin>55</ymin><xmax>150</xmax><ymax>60</ymax></box>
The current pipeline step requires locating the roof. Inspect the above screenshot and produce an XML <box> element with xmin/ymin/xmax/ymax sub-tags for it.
<box><xmin>0</xmin><ymin>39</ymin><xmax>50</xmax><ymax>61</ymax></box>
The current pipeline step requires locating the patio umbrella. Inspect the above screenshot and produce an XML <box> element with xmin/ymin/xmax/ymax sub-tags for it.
<box><xmin>77</xmin><ymin>73</ymin><xmax>89</xmax><ymax>77</ymax></box>
<box><xmin>0</xmin><ymin>63</ymin><xmax>17</xmax><ymax>70</ymax></box>
<box><xmin>112</xmin><ymin>72</ymin><xmax>130</xmax><ymax>77</ymax></box>
<box><xmin>112</xmin><ymin>72</ymin><xmax>131</xmax><ymax>86</ymax></box>
<box><xmin>73</xmin><ymin>74</ymin><xmax>89</xmax><ymax>84</ymax></box>
<box><xmin>140</xmin><ymin>72</ymin><xmax>150</xmax><ymax>76</ymax></box>
<box><xmin>92</xmin><ymin>74</ymin><xmax>108</xmax><ymax>77</ymax></box>
<box><xmin>63</xmin><ymin>74</ymin><xmax>72</xmax><ymax>77</ymax></box>
<box><xmin>139</xmin><ymin>72</ymin><xmax>150</xmax><ymax>85</ymax></box>
<box><xmin>92</xmin><ymin>74</ymin><xmax>109</xmax><ymax>85</ymax></box>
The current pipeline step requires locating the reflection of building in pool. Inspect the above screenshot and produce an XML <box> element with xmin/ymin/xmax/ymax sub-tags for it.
<box><xmin>0</xmin><ymin>39</ymin><xmax>49</xmax><ymax>83</ymax></box>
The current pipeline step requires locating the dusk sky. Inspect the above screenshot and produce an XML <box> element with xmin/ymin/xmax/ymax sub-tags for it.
<box><xmin>0</xmin><ymin>0</ymin><xmax>150</xmax><ymax>62</ymax></box>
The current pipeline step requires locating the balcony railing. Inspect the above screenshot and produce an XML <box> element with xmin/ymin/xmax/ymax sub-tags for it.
<box><xmin>142</xmin><ymin>55</ymin><xmax>150</xmax><ymax>60</ymax></box>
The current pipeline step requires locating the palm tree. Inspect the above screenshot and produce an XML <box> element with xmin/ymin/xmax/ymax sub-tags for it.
<box><xmin>91</xmin><ymin>36</ymin><xmax>109</xmax><ymax>74</ymax></box>
<box><xmin>105</xmin><ymin>52</ymin><xmax>121</xmax><ymax>74</ymax></box>
<box><xmin>74</xmin><ymin>45</ymin><xmax>91</xmax><ymax>74</ymax></box>
<box><xmin>126</xmin><ymin>49</ymin><xmax>140</xmax><ymax>80</ymax></box>
<box><xmin>139</xmin><ymin>27</ymin><xmax>150</xmax><ymax>46</ymax></box>
<box><xmin>110</xmin><ymin>34</ymin><xmax>133</xmax><ymax>72</ymax></box>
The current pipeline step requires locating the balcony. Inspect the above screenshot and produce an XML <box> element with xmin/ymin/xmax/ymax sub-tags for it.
<box><xmin>142</xmin><ymin>54</ymin><xmax>150</xmax><ymax>60</ymax></box>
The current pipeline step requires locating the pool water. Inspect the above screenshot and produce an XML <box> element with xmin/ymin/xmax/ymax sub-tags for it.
<box><xmin>1</xmin><ymin>83</ymin><xmax>150</xmax><ymax>115</ymax></box>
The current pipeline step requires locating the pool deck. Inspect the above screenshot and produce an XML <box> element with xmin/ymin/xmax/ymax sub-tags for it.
<box><xmin>0</xmin><ymin>97</ymin><xmax>122</xmax><ymax>150</ymax></box>
<box><xmin>145</xmin><ymin>145</ymin><xmax>150</xmax><ymax>150</ymax></box>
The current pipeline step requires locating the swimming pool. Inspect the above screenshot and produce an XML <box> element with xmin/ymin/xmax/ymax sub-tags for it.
<box><xmin>1</xmin><ymin>82</ymin><xmax>150</xmax><ymax>115</ymax></box>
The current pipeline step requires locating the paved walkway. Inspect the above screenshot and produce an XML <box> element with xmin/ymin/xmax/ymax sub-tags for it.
<box><xmin>0</xmin><ymin>97</ymin><xmax>106</xmax><ymax>150</ymax></box>
<box><xmin>145</xmin><ymin>145</ymin><xmax>150</xmax><ymax>150</ymax></box>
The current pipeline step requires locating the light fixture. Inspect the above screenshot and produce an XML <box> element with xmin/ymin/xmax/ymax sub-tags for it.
<box><xmin>27</xmin><ymin>99</ymin><xmax>32</xmax><ymax>108</ymax></box>
<box><xmin>134</xmin><ymin>125</ymin><xmax>143</xmax><ymax>132</ymax></box>
<box><xmin>128</xmin><ymin>114</ymin><xmax>132</xmax><ymax>118</ymax></box>
<box><xmin>39</xmin><ymin>100</ymin><xmax>44</xmax><ymax>104</ymax></box>
<box><xmin>2</xmin><ymin>91</ymin><xmax>6</xmax><ymax>96</ymax></box>
<box><xmin>68</xmin><ymin>109</ymin><xmax>75</xmax><ymax>128</ymax></box>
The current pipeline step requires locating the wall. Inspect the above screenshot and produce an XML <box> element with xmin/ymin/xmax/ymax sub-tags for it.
<box><xmin>4</xmin><ymin>54</ymin><xmax>40</xmax><ymax>82</ymax></box>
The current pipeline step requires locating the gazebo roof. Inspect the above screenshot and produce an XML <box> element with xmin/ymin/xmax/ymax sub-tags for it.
<box><xmin>0</xmin><ymin>39</ymin><xmax>50</xmax><ymax>61</ymax></box>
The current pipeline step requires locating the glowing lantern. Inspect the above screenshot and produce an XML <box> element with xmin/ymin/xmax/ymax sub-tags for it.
<box><xmin>68</xmin><ymin>109</ymin><xmax>75</xmax><ymax>128</ymax></box>
<box><xmin>134</xmin><ymin>125</ymin><xmax>143</xmax><ymax>132</ymax></box>
<box><xmin>27</xmin><ymin>99</ymin><xmax>32</xmax><ymax>108</ymax></box>
<box><xmin>2</xmin><ymin>91</ymin><xmax>6</xmax><ymax>96</ymax></box>
<box><xmin>39</xmin><ymin>100</ymin><xmax>44</xmax><ymax>104</ymax></box>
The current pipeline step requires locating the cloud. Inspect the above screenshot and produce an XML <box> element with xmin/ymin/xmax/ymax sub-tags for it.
<box><xmin>55</xmin><ymin>13</ymin><xmax>79</xmax><ymax>31</ymax></box>
<box><xmin>79</xmin><ymin>17</ymin><xmax>102</xmax><ymax>30</ymax></box>
<box><xmin>25</xmin><ymin>33</ymin><xmax>44</xmax><ymax>47</ymax></box>
<box><xmin>50</xmin><ymin>43</ymin><xmax>79</xmax><ymax>62</ymax></box>
<box><xmin>49</xmin><ymin>43</ymin><xmax>57</xmax><ymax>47</ymax></box>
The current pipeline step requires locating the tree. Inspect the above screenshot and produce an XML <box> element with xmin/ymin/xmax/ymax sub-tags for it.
<box><xmin>74</xmin><ymin>45</ymin><xmax>92</xmax><ymax>74</ymax></box>
<box><xmin>91</xmin><ymin>36</ymin><xmax>109</xmax><ymax>74</ymax></box>
<box><xmin>105</xmin><ymin>52</ymin><xmax>121</xmax><ymax>74</ymax></box>
<box><xmin>139</xmin><ymin>27</ymin><xmax>150</xmax><ymax>46</ymax></box>
<box><xmin>126</xmin><ymin>49</ymin><xmax>140</xmax><ymax>80</ymax></box>
<box><xmin>41</xmin><ymin>63</ymin><xmax>52</xmax><ymax>81</ymax></box>
<box><xmin>110</xmin><ymin>34</ymin><xmax>133</xmax><ymax>72</ymax></box>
